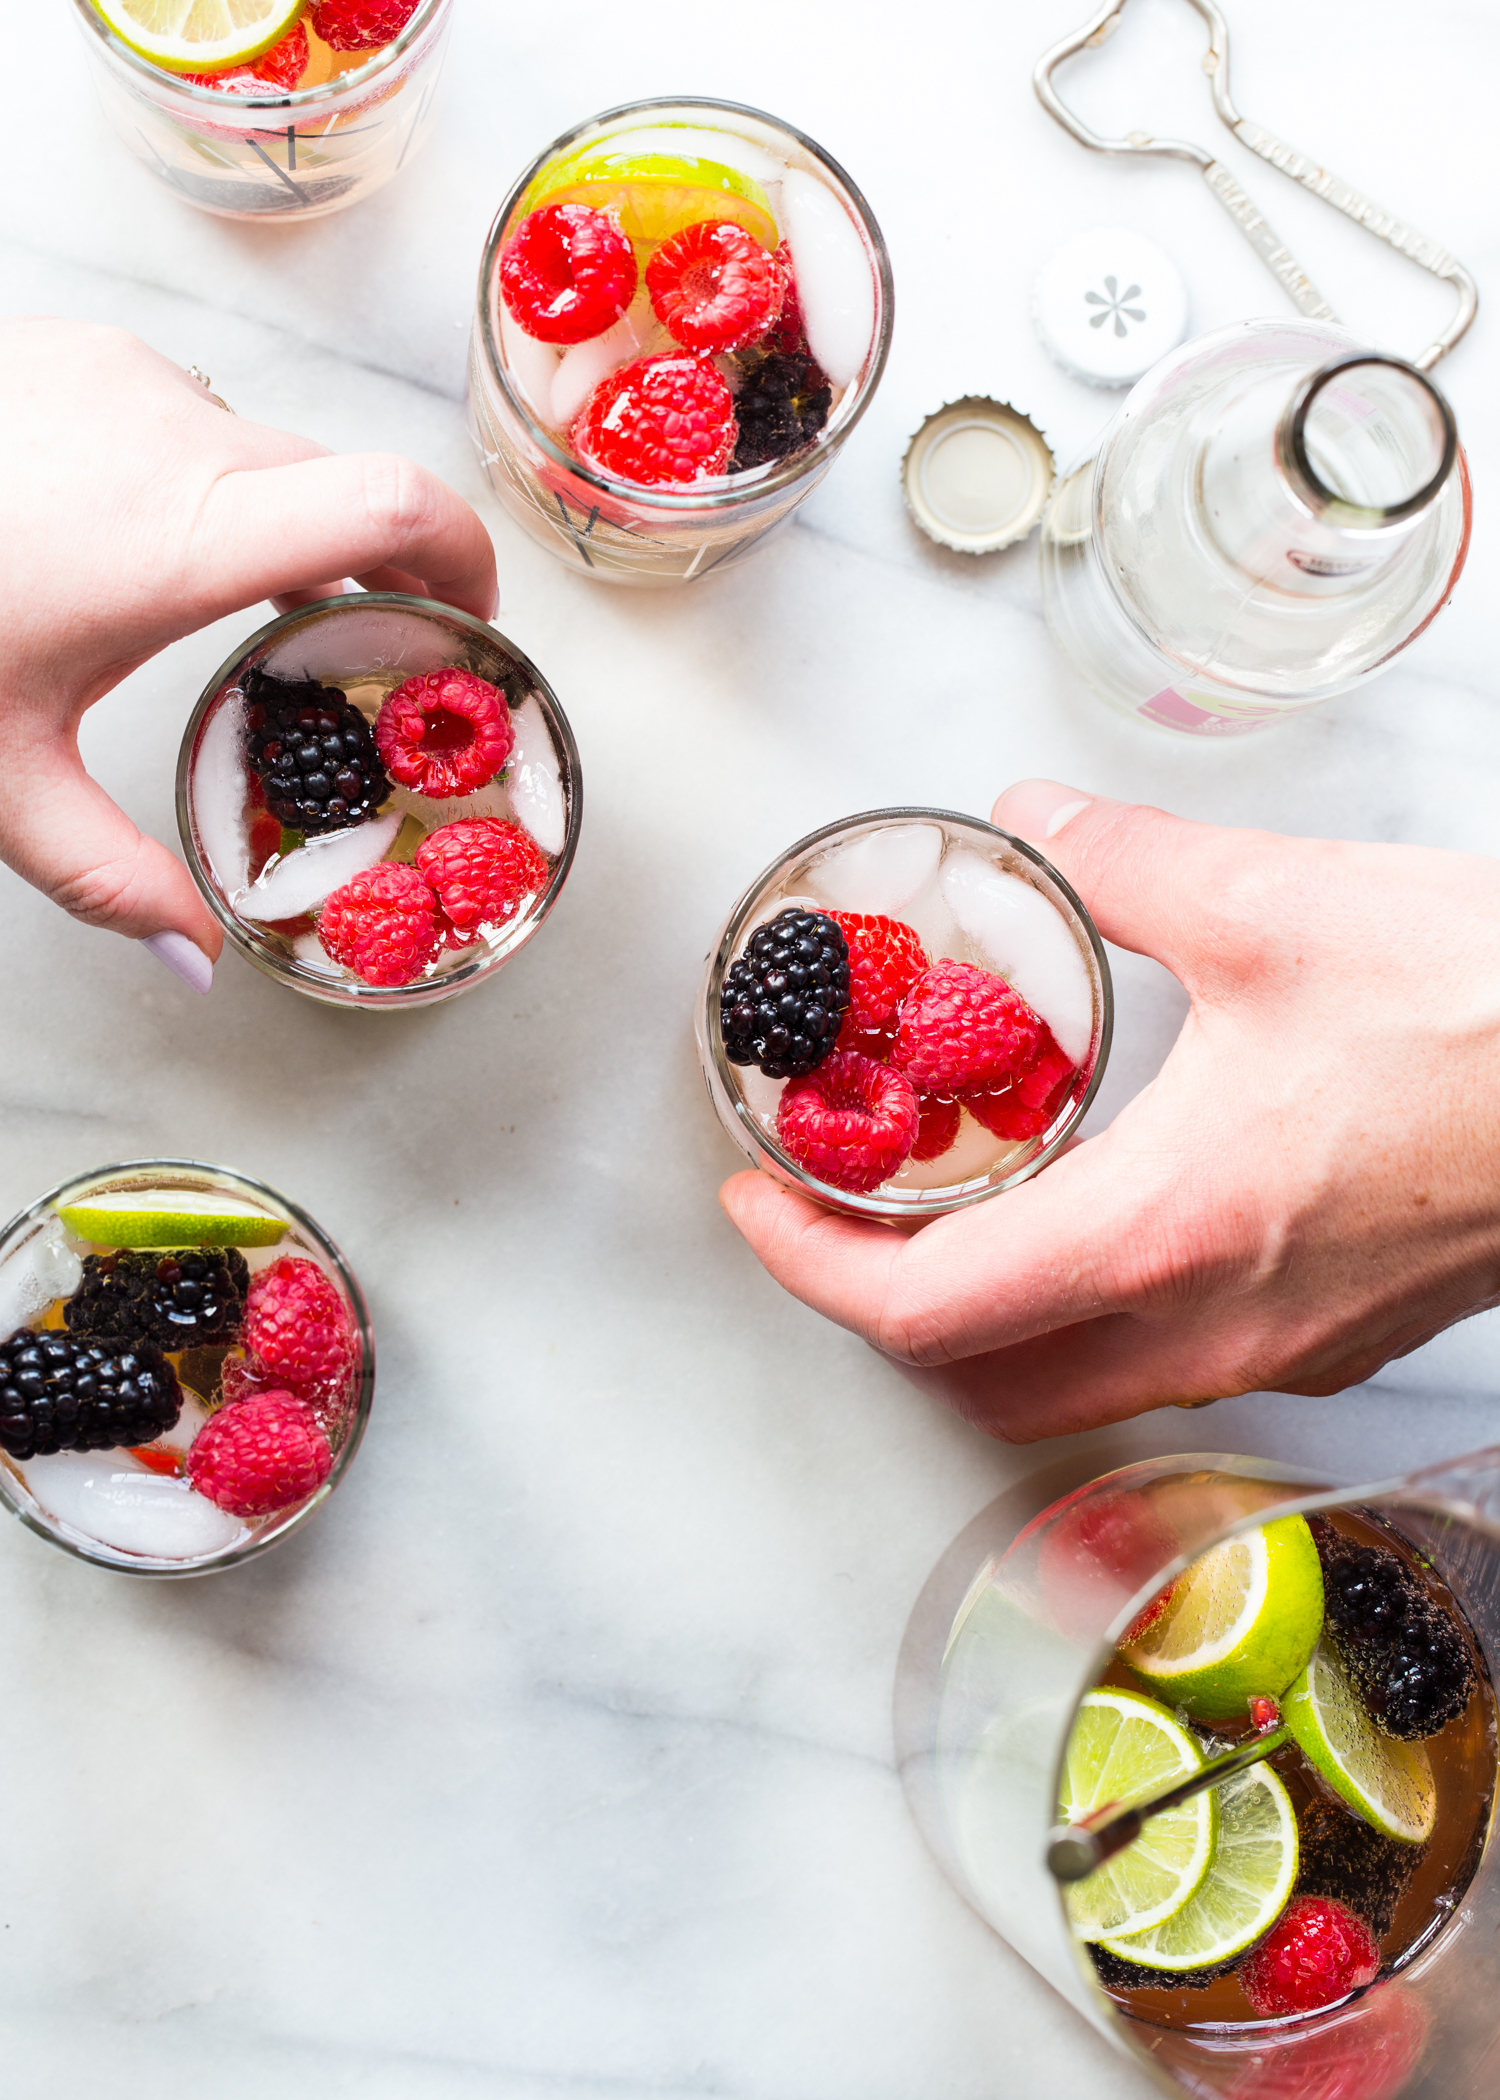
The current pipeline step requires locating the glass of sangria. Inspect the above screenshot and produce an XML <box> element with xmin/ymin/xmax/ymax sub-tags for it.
<box><xmin>468</xmin><ymin>96</ymin><xmax>894</xmax><ymax>584</ymax></box>
<box><xmin>0</xmin><ymin>1160</ymin><xmax>373</xmax><ymax>1576</ymax></box>
<box><xmin>177</xmin><ymin>593</ymin><xmax>581</xmax><ymax>1009</ymax></box>
<box><xmin>896</xmin><ymin>1450</ymin><xmax>1500</xmax><ymax>2098</ymax></box>
<box><xmin>70</xmin><ymin>0</ymin><xmax>453</xmax><ymax>221</ymax></box>
<box><xmin>696</xmin><ymin>809</ymin><xmax>1111</xmax><ymax>1216</ymax></box>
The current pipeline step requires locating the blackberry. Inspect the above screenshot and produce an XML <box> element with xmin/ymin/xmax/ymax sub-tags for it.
<box><xmin>1088</xmin><ymin>1943</ymin><xmax>1226</xmax><ymax>1993</ymax></box>
<box><xmin>731</xmin><ymin>351</ymin><xmax>833</xmax><ymax>472</ymax></box>
<box><xmin>1312</xmin><ymin>1519</ymin><xmax>1475</xmax><ymax>1739</ymax></box>
<box><xmin>241</xmin><ymin>665</ymin><xmax>390</xmax><ymax>835</ymax></box>
<box><xmin>1296</xmin><ymin>1795</ymin><xmax>1423</xmax><ymax>1939</ymax></box>
<box><xmin>0</xmin><ymin>1331</ymin><xmax>181</xmax><ymax>1459</ymax></box>
<box><xmin>64</xmin><ymin>1247</ymin><xmax>249</xmax><ymax>1349</ymax></box>
<box><xmin>720</xmin><ymin>909</ymin><xmax>851</xmax><ymax>1079</ymax></box>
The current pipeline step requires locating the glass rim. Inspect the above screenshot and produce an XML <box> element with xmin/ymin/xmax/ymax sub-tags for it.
<box><xmin>1280</xmin><ymin>351</ymin><xmax>1459</xmax><ymax>528</ymax></box>
<box><xmin>474</xmin><ymin>94</ymin><xmax>896</xmax><ymax>514</ymax></box>
<box><xmin>702</xmin><ymin>806</ymin><xmax>1114</xmax><ymax>1220</ymax></box>
<box><xmin>0</xmin><ymin>1157</ymin><xmax>375</xmax><ymax>1579</ymax></box>
<box><xmin>68</xmin><ymin>0</ymin><xmax>447</xmax><ymax>108</ymax></box>
<box><xmin>174</xmin><ymin>591</ymin><xmax>584</xmax><ymax>1008</ymax></box>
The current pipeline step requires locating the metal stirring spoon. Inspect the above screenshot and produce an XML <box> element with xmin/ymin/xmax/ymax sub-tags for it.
<box><xmin>1047</xmin><ymin>1708</ymin><xmax>1289</xmax><ymax>1884</ymax></box>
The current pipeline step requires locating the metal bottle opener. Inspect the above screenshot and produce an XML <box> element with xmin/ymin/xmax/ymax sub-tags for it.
<box><xmin>1034</xmin><ymin>0</ymin><xmax>1477</xmax><ymax>369</ymax></box>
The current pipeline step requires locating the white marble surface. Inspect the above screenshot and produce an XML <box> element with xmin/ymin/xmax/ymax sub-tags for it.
<box><xmin>2</xmin><ymin>1</ymin><xmax>1499</xmax><ymax>2093</ymax></box>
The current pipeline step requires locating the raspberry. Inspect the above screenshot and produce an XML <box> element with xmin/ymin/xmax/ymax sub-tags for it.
<box><xmin>318</xmin><ymin>861</ymin><xmax>440</xmax><ymax>987</ymax></box>
<box><xmin>416</xmin><ymin>818</ymin><xmax>550</xmax><ymax>933</ymax></box>
<box><xmin>183</xmin><ymin>22</ymin><xmax>308</xmax><ymax>92</ymax></box>
<box><xmin>573</xmin><ymin>355</ymin><xmax>737</xmax><ymax>486</ymax></box>
<box><xmin>500</xmin><ymin>204</ymin><xmax>638</xmax><ymax>346</ymax></box>
<box><xmin>374</xmin><ymin>669</ymin><xmax>512</xmax><ymax>799</ymax></box>
<box><xmin>776</xmin><ymin>1051</ymin><xmax>920</xmax><ymax>1195</ymax></box>
<box><xmin>242</xmin><ymin>1257</ymin><xmax>357</xmax><ymax>1405</ymax></box>
<box><xmin>909</xmin><ymin>1093</ymin><xmax>961</xmax><ymax>1163</ymax></box>
<box><xmin>962</xmin><ymin>1024</ymin><xmax>1077</xmax><ymax>1141</ymax></box>
<box><xmin>1239</xmin><ymin>1896</ymin><xmax>1379</xmax><ymax>2018</ymax></box>
<box><xmin>310</xmin><ymin>0</ymin><xmax>419</xmax><ymax>51</ymax></box>
<box><xmin>186</xmin><ymin>1393</ymin><xmax>333</xmax><ymax>1518</ymax></box>
<box><xmin>828</xmin><ymin>913</ymin><xmax>928</xmax><ymax>1033</ymax></box>
<box><xmin>646</xmin><ymin>220</ymin><xmax>784</xmax><ymax>354</ymax></box>
<box><xmin>892</xmin><ymin>961</ymin><xmax>1043</xmax><ymax>1096</ymax></box>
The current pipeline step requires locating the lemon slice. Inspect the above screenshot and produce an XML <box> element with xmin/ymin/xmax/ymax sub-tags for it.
<box><xmin>1122</xmin><ymin>1516</ymin><xmax>1325</xmax><ymax>1720</ymax></box>
<box><xmin>522</xmin><ymin>149</ymin><xmax>778</xmax><ymax>254</ymax></box>
<box><xmin>90</xmin><ymin>0</ymin><xmax>306</xmax><ymax>75</ymax></box>
<box><xmin>1100</xmin><ymin>1763</ymin><xmax>1299</xmax><ymax>1971</ymax></box>
<box><xmin>1285</xmin><ymin>1639</ymin><xmax>1437</xmax><ymax>1844</ymax></box>
<box><xmin>57</xmin><ymin>1191</ymin><xmax>289</xmax><ymax>1249</ymax></box>
<box><xmin>1059</xmin><ymin>1688</ymin><xmax>1220</xmax><ymax>1940</ymax></box>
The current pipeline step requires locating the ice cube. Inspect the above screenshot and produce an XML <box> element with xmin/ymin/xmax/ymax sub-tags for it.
<box><xmin>388</xmin><ymin>780</ymin><xmax>512</xmax><ymax>831</ymax></box>
<box><xmin>806</xmin><ymin>826</ymin><xmax>943</xmax><ymax>917</ymax></box>
<box><xmin>235</xmin><ymin>811</ymin><xmax>402</xmax><ymax>923</ymax></box>
<box><xmin>896</xmin><ymin>875</ymin><xmax>964</xmax><ymax>967</ymax></box>
<box><xmin>0</xmin><ymin>1222</ymin><xmax>83</xmax><ymax>1344</ymax></box>
<box><xmin>150</xmin><ymin>1392</ymin><xmax>213</xmax><ymax>1460</ymax></box>
<box><xmin>938</xmin><ymin>851</ymin><xmax>1095</xmax><ymax>1066</ymax></box>
<box><xmin>588</xmin><ymin>124</ymin><xmax>788</xmax><ymax>195</ymax></box>
<box><xmin>550</xmin><ymin>297</ymin><xmax>663</xmax><ymax>431</ymax></box>
<box><xmin>291</xmin><ymin>929</ymin><xmax>337</xmax><ymax>973</ymax></box>
<box><xmin>780</xmin><ymin>170</ymin><xmax>875</xmax><ymax>388</ymax></box>
<box><xmin>191</xmin><ymin>691</ymin><xmax>250</xmax><ymax>897</ymax></box>
<box><xmin>889</xmin><ymin>1112</ymin><xmax>1028</xmax><ymax>1192</ymax></box>
<box><xmin>17</xmin><ymin>1453</ymin><xmax>250</xmax><ymax>1560</ymax></box>
<box><xmin>262</xmin><ymin>608</ymin><xmax>456</xmax><ymax>686</ymax></box>
<box><xmin>499</xmin><ymin>298</ymin><xmax>562</xmax><ymax>427</ymax></box>
<box><xmin>507</xmin><ymin>695</ymin><xmax>565</xmax><ymax>855</ymax></box>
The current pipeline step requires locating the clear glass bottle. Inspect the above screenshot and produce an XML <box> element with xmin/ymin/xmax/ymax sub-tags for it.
<box><xmin>1038</xmin><ymin>320</ymin><xmax>1471</xmax><ymax>737</ymax></box>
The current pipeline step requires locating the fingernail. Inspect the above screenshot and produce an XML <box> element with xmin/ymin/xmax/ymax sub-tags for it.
<box><xmin>993</xmin><ymin>779</ymin><xmax>1093</xmax><ymax>843</ymax></box>
<box><xmin>142</xmin><ymin>932</ymin><xmax>213</xmax><ymax>995</ymax></box>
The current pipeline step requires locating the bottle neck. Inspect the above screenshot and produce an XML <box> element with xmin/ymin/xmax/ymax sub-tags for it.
<box><xmin>1199</xmin><ymin>353</ymin><xmax>1457</xmax><ymax>596</ymax></box>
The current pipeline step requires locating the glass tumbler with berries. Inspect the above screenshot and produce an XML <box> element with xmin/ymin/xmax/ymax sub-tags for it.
<box><xmin>895</xmin><ymin>1448</ymin><xmax>1500</xmax><ymax>2098</ymax></box>
<box><xmin>177</xmin><ymin>593</ymin><xmax>581</xmax><ymax>1008</ymax></box>
<box><xmin>71</xmin><ymin>0</ymin><xmax>453</xmax><ymax>221</ymax></box>
<box><xmin>0</xmin><ymin>1161</ymin><xmax>372</xmax><ymax>1575</ymax></box>
<box><xmin>468</xmin><ymin>97</ymin><xmax>894</xmax><ymax>584</ymax></box>
<box><xmin>698</xmin><ymin>810</ymin><xmax>1111</xmax><ymax>1216</ymax></box>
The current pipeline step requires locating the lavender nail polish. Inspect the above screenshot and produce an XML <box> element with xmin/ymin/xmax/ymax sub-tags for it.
<box><xmin>141</xmin><ymin>931</ymin><xmax>213</xmax><ymax>996</ymax></box>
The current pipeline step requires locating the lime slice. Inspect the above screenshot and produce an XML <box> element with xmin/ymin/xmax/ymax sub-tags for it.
<box><xmin>522</xmin><ymin>149</ymin><xmax>779</xmax><ymax>255</ymax></box>
<box><xmin>1100</xmin><ymin>1762</ymin><xmax>1299</xmax><ymax>1970</ymax></box>
<box><xmin>1284</xmin><ymin>1639</ymin><xmax>1436</xmax><ymax>1844</ymax></box>
<box><xmin>90</xmin><ymin>0</ymin><xmax>305</xmax><ymax>75</ymax></box>
<box><xmin>57</xmin><ymin>1191</ymin><xmax>288</xmax><ymax>1249</ymax></box>
<box><xmin>1059</xmin><ymin>1688</ymin><xmax>1219</xmax><ymax>1939</ymax></box>
<box><xmin>1122</xmin><ymin>1516</ymin><xmax>1325</xmax><ymax>1720</ymax></box>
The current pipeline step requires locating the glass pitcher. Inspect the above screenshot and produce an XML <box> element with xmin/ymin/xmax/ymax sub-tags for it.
<box><xmin>1037</xmin><ymin>320</ymin><xmax>1471</xmax><ymax>737</ymax></box>
<box><xmin>895</xmin><ymin>1448</ymin><xmax>1500</xmax><ymax>2096</ymax></box>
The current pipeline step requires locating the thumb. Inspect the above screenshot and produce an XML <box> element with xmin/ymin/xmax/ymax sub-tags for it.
<box><xmin>0</xmin><ymin>736</ymin><xmax>221</xmax><ymax>980</ymax></box>
<box><xmin>992</xmin><ymin>779</ymin><xmax>1247</xmax><ymax>984</ymax></box>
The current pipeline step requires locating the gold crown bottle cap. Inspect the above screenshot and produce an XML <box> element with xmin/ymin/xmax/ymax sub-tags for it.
<box><xmin>901</xmin><ymin>397</ymin><xmax>1057</xmax><ymax>554</ymax></box>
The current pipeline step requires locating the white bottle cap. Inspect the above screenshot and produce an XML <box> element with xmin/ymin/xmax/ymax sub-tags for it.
<box><xmin>1031</xmin><ymin>227</ymin><xmax>1189</xmax><ymax>388</ymax></box>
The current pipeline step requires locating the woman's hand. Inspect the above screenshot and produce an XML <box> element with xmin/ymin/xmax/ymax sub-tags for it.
<box><xmin>0</xmin><ymin>317</ymin><xmax>497</xmax><ymax>987</ymax></box>
<box><xmin>721</xmin><ymin>780</ymin><xmax>1500</xmax><ymax>1438</ymax></box>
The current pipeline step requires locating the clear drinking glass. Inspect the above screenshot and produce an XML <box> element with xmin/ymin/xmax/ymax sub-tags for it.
<box><xmin>0</xmin><ymin>1160</ymin><xmax>373</xmax><ymax>1577</ymax></box>
<box><xmin>69</xmin><ymin>0</ymin><xmax>454</xmax><ymax>221</ymax></box>
<box><xmin>896</xmin><ymin>1449</ymin><xmax>1500</xmax><ymax>2097</ymax></box>
<box><xmin>468</xmin><ymin>96</ymin><xmax>894</xmax><ymax>585</ymax></box>
<box><xmin>1038</xmin><ymin>320</ymin><xmax>1471</xmax><ymax>737</ymax></box>
<box><xmin>177</xmin><ymin>593</ymin><xmax>582</xmax><ymax>1010</ymax></box>
<box><xmin>696</xmin><ymin>810</ymin><xmax>1111</xmax><ymax>1218</ymax></box>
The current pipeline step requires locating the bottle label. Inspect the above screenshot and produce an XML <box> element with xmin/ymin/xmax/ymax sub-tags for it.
<box><xmin>1138</xmin><ymin>687</ymin><xmax>1290</xmax><ymax>736</ymax></box>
